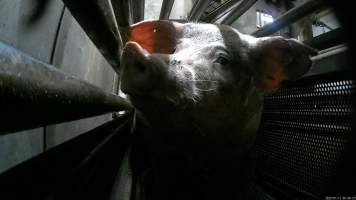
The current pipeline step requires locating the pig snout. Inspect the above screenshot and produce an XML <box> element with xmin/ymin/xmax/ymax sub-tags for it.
<box><xmin>120</xmin><ymin>42</ymin><xmax>166</xmax><ymax>96</ymax></box>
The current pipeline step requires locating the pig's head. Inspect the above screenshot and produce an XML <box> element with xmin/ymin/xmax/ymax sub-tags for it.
<box><xmin>119</xmin><ymin>20</ymin><xmax>317</xmax><ymax>148</ymax></box>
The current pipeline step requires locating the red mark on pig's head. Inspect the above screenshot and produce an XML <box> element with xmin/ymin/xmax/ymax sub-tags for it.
<box><xmin>127</xmin><ymin>21</ymin><xmax>182</xmax><ymax>54</ymax></box>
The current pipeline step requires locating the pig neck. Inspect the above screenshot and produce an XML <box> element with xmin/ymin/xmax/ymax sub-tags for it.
<box><xmin>134</xmin><ymin>94</ymin><xmax>263</xmax><ymax>200</ymax></box>
<box><xmin>137</xmin><ymin>90</ymin><xmax>264</xmax><ymax>155</ymax></box>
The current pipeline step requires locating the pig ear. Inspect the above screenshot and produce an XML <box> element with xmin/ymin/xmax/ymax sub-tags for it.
<box><xmin>119</xmin><ymin>20</ymin><xmax>182</xmax><ymax>54</ymax></box>
<box><xmin>251</xmin><ymin>36</ymin><xmax>318</xmax><ymax>91</ymax></box>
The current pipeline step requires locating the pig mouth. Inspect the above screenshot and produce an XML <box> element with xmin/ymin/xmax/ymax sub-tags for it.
<box><xmin>123</xmin><ymin>76</ymin><xmax>222</xmax><ymax>114</ymax></box>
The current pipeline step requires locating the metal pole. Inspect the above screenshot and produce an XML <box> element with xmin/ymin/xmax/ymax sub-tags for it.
<box><xmin>201</xmin><ymin>0</ymin><xmax>240</xmax><ymax>23</ymax></box>
<box><xmin>111</xmin><ymin>0</ymin><xmax>133</xmax><ymax>27</ymax></box>
<box><xmin>220</xmin><ymin>0</ymin><xmax>257</xmax><ymax>25</ymax></box>
<box><xmin>187</xmin><ymin>0</ymin><xmax>213</xmax><ymax>22</ymax></box>
<box><xmin>0</xmin><ymin>42</ymin><xmax>132</xmax><ymax>135</ymax></box>
<box><xmin>159</xmin><ymin>0</ymin><xmax>175</xmax><ymax>20</ymax></box>
<box><xmin>62</xmin><ymin>0</ymin><xmax>123</xmax><ymax>73</ymax></box>
<box><xmin>131</xmin><ymin>0</ymin><xmax>145</xmax><ymax>23</ymax></box>
<box><xmin>252</xmin><ymin>0</ymin><xmax>325</xmax><ymax>37</ymax></box>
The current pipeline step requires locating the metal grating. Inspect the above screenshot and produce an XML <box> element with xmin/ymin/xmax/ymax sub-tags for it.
<box><xmin>201</xmin><ymin>0</ymin><xmax>235</xmax><ymax>21</ymax></box>
<box><xmin>204</xmin><ymin>1</ymin><xmax>228</xmax><ymax>15</ymax></box>
<box><xmin>254</xmin><ymin>71</ymin><xmax>354</xmax><ymax>199</ymax></box>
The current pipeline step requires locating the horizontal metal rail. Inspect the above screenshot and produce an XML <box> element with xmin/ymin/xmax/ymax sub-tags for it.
<box><xmin>159</xmin><ymin>0</ymin><xmax>175</xmax><ymax>20</ymax></box>
<box><xmin>220</xmin><ymin>0</ymin><xmax>257</xmax><ymax>25</ymax></box>
<box><xmin>304</xmin><ymin>28</ymin><xmax>344</xmax><ymax>50</ymax></box>
<box><xmin>188</xmin><ymin>0</ymin><xmax>213</xmax><ymax>22</ymax></box>
<box><xmin>201</xmin><ymin>0</ymin><xmax>240</xmax><ymax>23</ymax></box>
<box><xmin>252</xmin><ymin>0</ymin><xmax>325</xmax><ymax>37</ymax></box>
<box><xmin>62</xmin><ymin>0</ymin><xmax>123</xmax><ymax>73</ymax></box>
<box><xmin>311</xmin><ymin>44</ymin><xmax>348</xmax><ymax>61</ymax></box>
<box><xmin>0</xmin><ymin>42</ymin><xmax>132</xmax><ymax>134</ymax></box>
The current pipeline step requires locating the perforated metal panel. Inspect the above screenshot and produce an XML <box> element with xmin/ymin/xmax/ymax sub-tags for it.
<box><xmin>254</xmin><ymin>71</ymin><xmax>354</xmax><ymax>199</ymax></box>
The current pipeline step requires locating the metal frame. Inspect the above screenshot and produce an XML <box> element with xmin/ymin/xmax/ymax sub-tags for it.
<box><xmin>220</xmin><ymin>0</ymin><xmax>257</xmax><ymax>25</ymax></box>
<box><xmin>131</xmin><ymin>0</ymin><xmax>145</xmax><ymax>23</ymax></box>
<box><xmin>62</xmin><ymin>0</ymin><xmax>123</xmax><ymax>73</ymax></box>
<box><xmin>111</xmin><ymin>0</ymin><xmax>133</xmax><ymax>26</ymax></box>
<box><xmin>0</xmin><ymin>42</ymin><xmax>132</xmax><ymax>134</ymax></box>
<box><xmin>0</xmin><ymin>1</ymin><xmax>353</xmax><ymax>199</ymax></box>
<box><xmin>0</xmin><ymin>0</ymin><xmax>333</xmax><ymax>135</ymax></box>
<box><xmin>201</xmin><ymin>0</ymin><xmax>240</xmax><ymax>23</ymax></box>
<box><xmin>304</xmin><ymin>28</ymin><xmax>344</xmax><ymax>50</ymax></box>
<box><xmin>0</xmin><ymin>116</ymin><xmax>132</xmax><ymax>199</ymax></box>
<box><xmin>159</xmin><ymin>0</ymin><xmax>175</xmax><ymax>20</ymax></box>
<box><xmin>188</xmin><ymin>0</ymin><xmax>213</xmax><ymax>22</ymax></box>
<box><xmin>252</xmin><ymin>0</ymin><xmax>325</xmax><ymax>37</ymax></box>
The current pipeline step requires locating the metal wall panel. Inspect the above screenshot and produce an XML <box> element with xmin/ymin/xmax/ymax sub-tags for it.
<box><xmin>0</xmin><ymin>0</ymin><xmax>64</xmax><ymax>173</ymax></box>
<box><xmin>45</xmin><ymin>9</ymin><xmax>116</xmax><ymax>149</ymax></box>
<box><xmin>0</xmin><ymin>1</ymin><xmax>118</xmax><ymax>171</ymax></box>
<box><xmin>0</xmin><ymin>0</ymin><xmax>64</xmax><ymax>61</ymax></box>
<box><xmin>0</xmin><ymin>128</ymin><xmax>43</xmax><ymax>173</ymax></box>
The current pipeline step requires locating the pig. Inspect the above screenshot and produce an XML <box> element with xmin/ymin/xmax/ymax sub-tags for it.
<box><xmin>119</xmin><ymin>20</ymin><xmax>317</xmax><ymax>200</ymax></box>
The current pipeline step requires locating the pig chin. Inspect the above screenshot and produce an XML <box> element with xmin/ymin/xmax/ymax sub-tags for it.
<box><xmin>124</xmin><ymin>86</ymin><xmax>210</xmax><ymax>133</ymax></box>
<box><xmin>126</xmin><ymin>88</ymin><xmax>198</xmax><ymax>115</ymax></box>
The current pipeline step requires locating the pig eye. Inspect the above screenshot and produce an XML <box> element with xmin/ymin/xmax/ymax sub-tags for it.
<box><xmin>215</xmin><ymin>55</ymin><xmax>230</xmax><ymax>66</ymax></box>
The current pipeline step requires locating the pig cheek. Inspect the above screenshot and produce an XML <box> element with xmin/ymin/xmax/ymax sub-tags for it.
<box><xmin>164</xmin><ymin>66</ymin><xmax>195</xmax><ymax>102</ymax></box>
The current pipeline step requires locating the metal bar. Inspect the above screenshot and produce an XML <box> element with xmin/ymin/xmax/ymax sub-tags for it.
<box><xmin>252</xmin><ymin>0</ymin><xmax>325</xmax><ymax>37</ymax></box>
<box><xmin>111</xmin><ymin>0</ymin><xmax>133</xmax><ymax>26</ymax></box>
<box><xmin>62</xmin><ymin>0</ymin><xmax>123</xmax><ymax>73</ymax></box>
<box><xmin>0</xmin><ymin>42</ymin><xmax>132</xmax><ymax>135</ymax></box>
<box><xmin>188</xmin><ymin>0</ymin><xmax>213</xmax><ymax>22</ymax></box>
<box><xmin>313</xmin><ymin>44</ymin><xmax>348</xmax><ymax>58</ymax></box>
<box><xmin>201</xmin><ymin>0</ymin><xmax>240</xmax><ymax>22</ymax></box>
<box><xmin>304</xmin><ymin>28</ymin><xmax>344</xmax><ymax>50</ymax></box>
<box><xmin>220</xmin><ymin>0</ymin><xmax>257</xmax><ymax>25</ymax></box>
<box><xmin>159</xmin><ymin>0</ymin><xmax>175</xmax><ymax>20</ymax></box>
<box><xmin>131</xmin><ymin>0</ymin><xmax>145</xmax><ymax>23</ymax></box>
<box><xmin>306</xmin><ymin>44</ymin><xmax>349</xmax><ymax>76</ymax></box>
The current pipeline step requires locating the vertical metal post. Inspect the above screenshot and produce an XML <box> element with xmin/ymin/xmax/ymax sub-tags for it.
<box><xmin>111</xmin><ymin>0</ymin><xmax>133</xmax><ymax>27</ymax></box>
<box><xmin>131</xmin><ymin>0</ymin><xmax>145</xmax><ymax>23</ymax></box>
<box><xmin>159</xmin><ymin>0</ymin><xmax>175</xmax><ymax>20</ymax></box>
<box><xmin>62</xmin><ymin>0</ymin><xmax>123</xmax><ymax>73</ymax></box>
<box><xmin>220</xmin><ymin>0</ymin><xmax>257</xmax><ymax>25</ymax></box>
